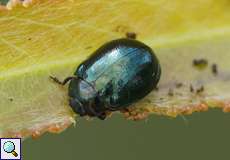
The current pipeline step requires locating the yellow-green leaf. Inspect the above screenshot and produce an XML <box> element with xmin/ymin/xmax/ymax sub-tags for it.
<box><xmin>1</xmin><ymin>0</ymin><xmax>230</xmax><ymax>138</ymax></box>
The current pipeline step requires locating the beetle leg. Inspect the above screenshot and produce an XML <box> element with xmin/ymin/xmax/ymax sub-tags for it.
<box><xmin>49</xmin><ymin>76</ymin><xmax>78</xmax><ymax>85</ymax></box>
<box><xmin>87</xmin><ymin>104</ymin><xmax>101</xmax><ymax>118</ymax></box>
<box><xmin>87</xmin><ymin>101</ymin><xmax>107</xmax><ymax>120</ymax></box>
<box><xmin>97</xmin><ymin>112</ymin><xmax>106</xmax><ymax>120</ymax></box>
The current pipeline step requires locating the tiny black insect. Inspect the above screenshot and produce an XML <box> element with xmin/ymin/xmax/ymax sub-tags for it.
<box><xmin>212</xmin><ymin>63</ymin><xmax>218</xmax><ymax>75</ymax></box>
<box><xmin>50</xmin><ymin>38</ymin><xmax>161</xmax><ymax>120</ymax></box>
<box><xmin>192</xmin><ymin>58</ymin><xmax>208</xmax><ymax>69</ymax></box>
<box><xmin>126</xmin><ymin>32</ymin><xmax>137</xmax><ymax>39</ymax></box>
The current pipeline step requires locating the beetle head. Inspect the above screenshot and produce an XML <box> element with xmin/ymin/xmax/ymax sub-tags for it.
<box><xmin>68</xmin><ymin>78</ymin><xmax>106</xmax><ymax>119</ymax></box>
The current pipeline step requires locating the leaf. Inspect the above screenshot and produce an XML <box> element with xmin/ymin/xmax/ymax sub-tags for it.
<box><xmin>0</xmin><ymin>0</ymin><xmax>230</xmax><ymax>138</ymax></box>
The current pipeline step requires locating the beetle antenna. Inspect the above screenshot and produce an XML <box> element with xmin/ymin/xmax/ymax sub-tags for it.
<box><xmin>50</xmin><ymin>76</ymin><xmax>78</xmax><ymax>85</ymax></box>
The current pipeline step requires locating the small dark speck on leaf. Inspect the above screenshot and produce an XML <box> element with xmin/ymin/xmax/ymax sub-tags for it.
<box><xmin>168</xmin><ymin>88</ymin><xmax>174</xmax><ymax>96</ymax></box>
<box><xmin>193</xmin><ymin>58</ymin><xmax>208</xmax><ymax>70</ymax></box>
<box><xmin>190</xmin><ymin>84</ymin><xmax>194</xmax><ymax>92</ymax></box>
<box><xmin>28</xmin><ymin>38</ymin><xmax>32</xmax><ymax>40</ymax></box>
<box><xmin>9</xmin><ymin>98</ymin><xmax>13</xmax><ymax>102</ymax></box>
<box><xmin>196</xmin><ymin>85</ymin><xmax>204</xmax><ymax>94</ymax></box>
<box><xmin>126</xmin><ymin>32</ymin><xmax>137</xmax><ymax>39</ymax></box>
<box><xmin>85</xmin><ymin>46</ymin><xmax>92</xmax><ymax>49</ymax></box>
<box><xmin>212</xmin><ymin>63</ymin><xmax>218</xmax><ymax>75</ymax></box>
<box><xmin>175</xmin><ymin>82</ymin><xmax>183</xmax><ymax>88</ymax></box>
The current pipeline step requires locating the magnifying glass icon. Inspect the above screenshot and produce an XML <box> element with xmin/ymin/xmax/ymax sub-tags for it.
<box><xmin>3</xmin><ymin>141</ymin><xmax>18</xmax><ymax>157</ymax></box>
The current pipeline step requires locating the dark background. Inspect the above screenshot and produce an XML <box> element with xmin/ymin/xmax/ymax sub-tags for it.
<box><xmin>23</xmin><ymin>109</ymin><xmax>230</xmax><ymax>160</ymax></box>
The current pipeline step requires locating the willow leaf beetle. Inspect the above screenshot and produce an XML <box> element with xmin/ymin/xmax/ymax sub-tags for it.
<box><xmin>50</xmin><ymin>38</ymin><xmax>161</xmax><ymax>120</ymax></box>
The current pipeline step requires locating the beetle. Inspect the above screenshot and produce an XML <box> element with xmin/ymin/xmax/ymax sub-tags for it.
<box><xmin>50</xmin><ymin>38</ymin><xmax>161</xmax><ymax>120</ymax></box>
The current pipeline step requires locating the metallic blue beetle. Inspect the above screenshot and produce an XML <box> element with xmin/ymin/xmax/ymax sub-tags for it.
<box><xmin>51</xmin><ymin>38</ymin><xmax>161</xmax><ymax>120</ymax></box>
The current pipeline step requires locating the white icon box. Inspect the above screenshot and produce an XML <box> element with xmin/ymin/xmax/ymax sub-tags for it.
<box><xmin>0</xmin><ymin>138</ymin><xmax>21</xmax><ymax>160</ymax></box>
